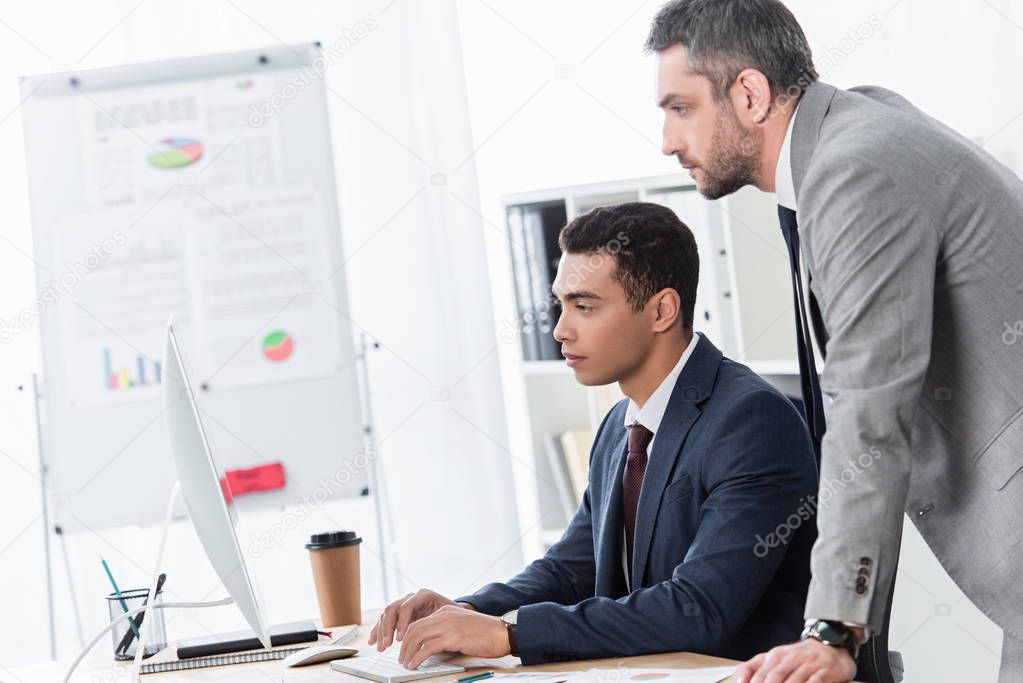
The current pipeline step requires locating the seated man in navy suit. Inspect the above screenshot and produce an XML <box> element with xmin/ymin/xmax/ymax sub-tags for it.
<box><xmin>369</xmin><ymin>202</ymin><xmax>818</xmax><ymax>667</ymax></box>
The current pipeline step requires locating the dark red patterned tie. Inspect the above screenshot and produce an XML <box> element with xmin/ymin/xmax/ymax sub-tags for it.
<box><xmin>623</xmin><ymin>423</ymin><xmax>654</xmax><ymax>574</ymax></box>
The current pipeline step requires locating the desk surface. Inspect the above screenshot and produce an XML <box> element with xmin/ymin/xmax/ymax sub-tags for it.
<box><xmin>11</xmin><ymin>611</ymin><xmax>741</xmax><ymax>682</ymax></box>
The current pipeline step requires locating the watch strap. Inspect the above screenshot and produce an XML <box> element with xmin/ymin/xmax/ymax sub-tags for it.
<box><xmin>504</xmin><ymin>619</ymin><xmax>518</xmax><ymax>656</ymax></box>
<box><xmin>801</xmin><ymin>619</ymin><xmax>860</xmax><ymax>660</ymax></box>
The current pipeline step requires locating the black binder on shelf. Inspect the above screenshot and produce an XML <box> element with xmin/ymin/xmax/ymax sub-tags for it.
<box><xmin>507</xmin><ymin>201</ymin><xmax>566</xmax><ymax>361</ymax></box>
<box><xmin>507</xmin><ymin>205</ymin><xmax>542</xmax><ymax>361</ymax></box>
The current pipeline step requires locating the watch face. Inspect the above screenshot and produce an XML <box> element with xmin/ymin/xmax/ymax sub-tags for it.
<box><xmin>804</xmin><ymin>620</ymin><xmax>847</xmax><ymax>646</ymax></box>
<box><xmin>501</xmin><ymin>609</ymin><xmax>518</xmax><ymax>626</ymax></box>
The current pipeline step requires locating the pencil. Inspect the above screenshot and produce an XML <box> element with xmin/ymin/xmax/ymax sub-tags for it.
<box><xmin>458</xmin><ymin>673</ymin><xmax>495</xmax><ymax>683</ymax></box>
<box><xmin>101</xmin><ymin>557</ymin><xmax>141</xmax><ymax>638</ymax></box>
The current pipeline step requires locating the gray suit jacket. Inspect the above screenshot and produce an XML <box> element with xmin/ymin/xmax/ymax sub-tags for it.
<box><xmin>791</xmin><ymin>81</ymin><xmax>1023</xmax><ymax>640</ymax></box>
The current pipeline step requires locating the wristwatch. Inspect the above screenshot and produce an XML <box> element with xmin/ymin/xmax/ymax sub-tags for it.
<box><xmin>800</xmin><ymin>619</ymin><xmax>860</xmax><ymax>660</ymax></box>
<box><xmin>501</xmin><ymin>609</ymin><xmax>519</xmax><ymax>656</ymax></box>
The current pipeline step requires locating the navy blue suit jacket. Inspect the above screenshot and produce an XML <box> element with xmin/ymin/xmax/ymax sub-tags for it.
<box><xmin>458</xmin><ymin>336</ymin><xmax>818</xmax><ymax>664</ymax></box>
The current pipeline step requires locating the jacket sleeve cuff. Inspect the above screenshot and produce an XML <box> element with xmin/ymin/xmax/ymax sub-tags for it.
<box><xmin>804</xmin><ymin>539</ymin><xmax>888</xmax><ymax>634</ymax></box>
<box><xmin>514</xmin><ymin>603</ymin><xmax>578</xmax><ymax>665</ymax></box>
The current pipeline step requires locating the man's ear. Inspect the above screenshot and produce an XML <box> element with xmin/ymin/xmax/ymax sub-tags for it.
<box><xmin>731</xmin><ymin>68</ymin><xmax>773</xmax><ymax>126</ymax></box>
<box><xmin>650</xmin><ymin>288</ymin><xmax>681</xmax><ymax>333</ymax></box>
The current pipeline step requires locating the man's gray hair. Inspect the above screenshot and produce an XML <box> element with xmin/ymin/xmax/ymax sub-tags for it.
<box><xmin>645</xmin><ymin>0</ymin><xmax>817</xmax><ymax>101</ymax></box>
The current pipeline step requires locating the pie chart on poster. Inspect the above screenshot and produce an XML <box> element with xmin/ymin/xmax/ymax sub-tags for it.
<box><xmin>147</xmin><ymin>137</ymin><xmax>204</xmax><ymax>169</ymax></box>
<box><xmin>262</xmin><ymin>330</ymin><xmax>294</xmax><ymax>362</ymax></box>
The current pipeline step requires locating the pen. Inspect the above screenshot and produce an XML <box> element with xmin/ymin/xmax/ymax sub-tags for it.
<box><xmin>101</xmin><ymin>557</ymin><xmax>141</xmax><ymax>639</ymax></box>
<box><xmin>458</xmin><ymin>672</ymin><xmax>495</xmax><ymax>683</ymax></box>
<box><xmin>115</xmin><ymin>573</ymin><xmax>166</xmax><ymax>654</ymax></box>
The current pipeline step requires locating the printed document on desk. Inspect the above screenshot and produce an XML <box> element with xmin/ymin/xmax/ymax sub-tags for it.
<box><xmin>494</xmin><ymin>668</ymin><xmax>735</xmax><ymax>683</ymax></box>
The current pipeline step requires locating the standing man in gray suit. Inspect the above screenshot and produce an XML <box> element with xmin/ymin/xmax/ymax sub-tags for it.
<box><xmin>645</xmin><ymin>1</ymin><xmax>1023</xmax><ymax>681</ymax></box>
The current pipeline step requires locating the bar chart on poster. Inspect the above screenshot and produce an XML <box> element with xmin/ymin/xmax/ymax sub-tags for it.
<box><xmin>19</xmin><ymin>44</ymin><xmax>368</xmax><ymax>530</ymax></box>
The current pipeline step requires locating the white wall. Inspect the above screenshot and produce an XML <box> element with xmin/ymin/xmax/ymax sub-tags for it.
<box><xmin>456</xmin><ymin>1</ymin><xmax>1017</xmax><ymax>681</ymax></box>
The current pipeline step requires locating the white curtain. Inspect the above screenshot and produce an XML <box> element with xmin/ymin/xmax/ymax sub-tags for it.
<box><xmin>328</xmin><ymin>0</ymin><xmax>524</xmax><ymax>595</ymax></box>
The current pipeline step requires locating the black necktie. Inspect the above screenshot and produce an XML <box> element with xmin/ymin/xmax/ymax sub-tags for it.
<box><xmin>778</xmin><ymin>206</ymin><xmax>827</xmax><ymax>455</ymax></box>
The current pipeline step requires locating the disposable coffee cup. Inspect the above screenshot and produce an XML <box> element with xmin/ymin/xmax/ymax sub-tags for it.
<box><xmin>306</xmin><ymin>530</ymin><xmax>362</xmax><ymax>626</ymax></box>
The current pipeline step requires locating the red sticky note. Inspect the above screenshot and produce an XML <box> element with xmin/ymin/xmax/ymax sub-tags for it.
<box><xmin>221</xmin><ymin>462</ymin><xmax>286</xmax><ymax>502</ymax></box>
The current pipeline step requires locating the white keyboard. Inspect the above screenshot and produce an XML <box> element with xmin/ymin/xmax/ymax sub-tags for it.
<box><xmin>330</xmin><ymin>652</ymin><xmax>465</xmax><ymax>683</ymax></box>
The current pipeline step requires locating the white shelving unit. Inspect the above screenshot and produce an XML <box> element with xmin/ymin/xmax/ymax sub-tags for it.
<box><xmin>495</xmin><ymin>174</ymin><xmax>803</xmax><ymax>558</ymax></box>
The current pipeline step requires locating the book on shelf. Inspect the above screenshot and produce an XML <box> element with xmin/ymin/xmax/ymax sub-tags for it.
<box><xmin>543</xmin><ymin>434</ymin><xmax>576</xmax><ymax>527</ymax></box>
<box><xmin>559</xmin><ymin>428</ymin><xmax>593</xmax><ymax>503</ymax></box>
<box><xmin>541</xmin><ymin>428</ymin><xmax>594</xmax><ymax>515</ymax></box>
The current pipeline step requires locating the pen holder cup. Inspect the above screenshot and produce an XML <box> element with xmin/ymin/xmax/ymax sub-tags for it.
<box><xmin>106</xmin><ymin>588</ymin><xmax>167</xmax><ymax>660</ymax></box>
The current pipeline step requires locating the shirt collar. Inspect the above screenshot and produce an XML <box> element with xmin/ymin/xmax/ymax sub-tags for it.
<box><xmin>623</xmin><ymin>333</ymin><xmax>701</xmax><ymax>436</ymax></box>
<box><xmin>775</xmin><ymin>101</ymin><xmax>801</xmax><ymax>211</ymax></box>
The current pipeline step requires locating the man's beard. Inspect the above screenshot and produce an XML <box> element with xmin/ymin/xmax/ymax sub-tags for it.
<box><xmin>690</xmin><ymin>102</ymin><xmax>762</xmax><ymax>200</ymax></box>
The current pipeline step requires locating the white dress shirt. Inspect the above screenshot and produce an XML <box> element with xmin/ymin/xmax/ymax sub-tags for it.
<box><xmin>620</xmin><ymin>333</ymin><xmax>701</xmax><ymax>590</ymax></box>
<box><xmin>775</xmin><ymin>101</ymin><xmax>800</xmax><ymax>211</ymax></box>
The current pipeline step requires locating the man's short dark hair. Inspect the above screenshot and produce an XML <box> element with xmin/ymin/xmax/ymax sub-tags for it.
<box><xmin>558</xmin><ymin>202</ymin><xmax>699</xmax><ymax>331</ymax></box>
<box><xmin>645</xmin><ymin>0</ymin><xmax>817</xmax><ymax>101</ymax></box>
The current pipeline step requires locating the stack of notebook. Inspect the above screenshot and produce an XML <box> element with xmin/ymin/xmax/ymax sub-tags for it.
<box><xmin>137</xmin><ymin>621</ymin><xmax>354</xmax><ymax>674</ymax></box>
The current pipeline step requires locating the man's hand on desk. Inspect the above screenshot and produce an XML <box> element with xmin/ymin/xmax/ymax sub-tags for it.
<box><xmin>734</xmin><ymin>638</ymin><xmax>856</xmax><ymax>683</ymax></box>
<box><xmin>369</xmin><ymin>589</ymin><xmax>476</xmax><ymax>651</ymax></box>
<box><xmin>397</xmin><ymin>605</ymin><xmax>510</xmax><ymax>670</ymax></box>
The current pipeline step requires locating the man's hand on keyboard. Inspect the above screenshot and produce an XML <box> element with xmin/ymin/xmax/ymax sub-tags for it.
<box><xmin>398</xmin><ymin>605</ymin><xmax>509</xmax><ymax>670</ymax></box>
<box><xmin>369</xmin><ymin>589</ymin><xmax>475</xmax><ymax>652</ymax></box>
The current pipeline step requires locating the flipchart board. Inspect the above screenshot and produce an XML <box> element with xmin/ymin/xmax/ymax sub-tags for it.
<box><xmin>18</xmin><ymin>44</ymin><xmax>368</xmax><ymax>531</ymax></box>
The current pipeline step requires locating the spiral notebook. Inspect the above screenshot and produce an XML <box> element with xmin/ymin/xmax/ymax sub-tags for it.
<box><xmin>140</xmin><ymin>646</ymin><xmax>306</xmax><ymax>673</ymax></box>
<box><xmin>138</xmin><ymin>624</ymin><xmax>358</xmax><ymax>674</ymax></box>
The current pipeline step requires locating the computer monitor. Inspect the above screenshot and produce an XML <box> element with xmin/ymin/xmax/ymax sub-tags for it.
<box><xmin>162</xmin><ymin>318</ymin><xmax>272</xmax><ymax>649</ymax></box>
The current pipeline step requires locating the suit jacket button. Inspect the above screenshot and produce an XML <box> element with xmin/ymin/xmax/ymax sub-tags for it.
<box><xmin>858</xmin><ymin>567</ymin><xmax>870</xmax><ymax>578</ymax></box>
<box><xmin>856</xmin><ymin>584</ymin><xmax>868</xmax><ymax>595</ymax></box>
<box><xmin>860</xmin><ymin>557</ymin><xmax>872</xmax><ymax>566</ymax></box>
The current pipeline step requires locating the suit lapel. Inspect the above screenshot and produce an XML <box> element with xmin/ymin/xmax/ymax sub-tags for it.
<box><xmin>629</xmin><ymin>336</ymin><xmax>723</xmax><ymax>587</ymax></box>
<box><xmin>597</xmin><ymin>426</ymin><xmax>629</xmax><ymax>596</ymax></box>
<box><xmin>789</xmin><ymin>82</ymin><xmax>838</xmax><ymax>356</ymax></box>
<box><xmin>791</xmin><ymin>81</ymin><xmax>838</xmax><ymax>200</ymax></box>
